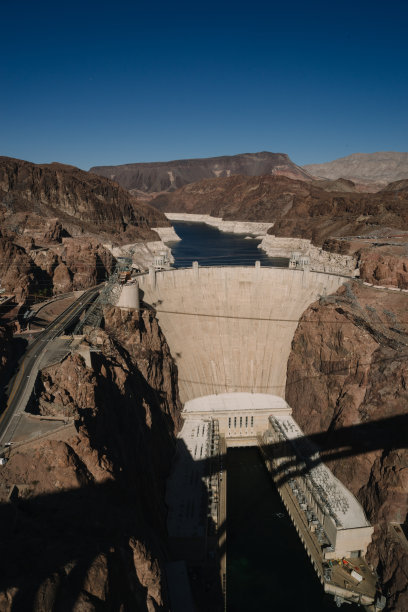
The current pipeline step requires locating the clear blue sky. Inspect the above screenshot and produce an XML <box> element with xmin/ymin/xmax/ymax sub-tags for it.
<box><xmin>1</xmin><ymin>0</ymin><xmax>407</xmax><ymax>169</ymax></box>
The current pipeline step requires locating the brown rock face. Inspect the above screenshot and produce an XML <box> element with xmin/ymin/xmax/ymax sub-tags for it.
<box><xmin>150</xmin><ymin>174</ymin><xmax>312</xmax><ymax>221</ymax></box>
<box><xmin>369</xmin><ymin>524</ymin><xmax>408</xmax><ymax>611</ymax></box>
<box><xmin>90</xmin><ymin>151</ymin><xmax>312</xmax><ymax>194</ymax></box>
<box><xmin>0</xmin><ymin>230</ymin><xmax>115</xmax><ymax>300</ymax></box>
<box><xmin>0</xmin><ymin>156</ymin><xmax>169</xmax><ymax>239</ymax></box>
<box><xmin>0</xmin><ymin>234</ymin><xmax>37</xmax><ymax>301</ymax></box>
<box><xmin>359</xmin><ymin>245</ymin><xmax>408</xmax><ymax>289</ymax></box>
<box><xmin>151</xmin><ymin>173</ymin><xmax>408</xmax><ymax>250</ymax></box>
<box><xmin>0</xmin><ymin>157</ymin><xmax>170</xmax><ymax>302</ymax></box>
<box><xmin>0</xmin><ymin>308</ymin><xmax>182</xmax><ymax>610</ymax></box>
<box><xmin>270</xmin><ymin>181</ymin><xmax>408</xmax><ymax>245</ymax></box>
<box><xmin>285</xmin><ymin>282</ymin><xmax>408</xmax><ymax>609</ymax></box>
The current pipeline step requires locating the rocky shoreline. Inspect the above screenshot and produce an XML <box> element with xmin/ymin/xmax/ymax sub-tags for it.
<box><xmin>164</xmin><ymin>212</ymin><xmax>273</xmax><ymax>236</ymax></box>
<box><xmin>258</xmin><ymin>234</ymin><xmax>359</xmax><ymax>276</ymax></box>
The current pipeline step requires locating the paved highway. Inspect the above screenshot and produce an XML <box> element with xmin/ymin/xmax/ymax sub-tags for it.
<box><xmin>0</xmin><ymin>285</ymin><xmax>100</xmax><ymax>448</ymax></box>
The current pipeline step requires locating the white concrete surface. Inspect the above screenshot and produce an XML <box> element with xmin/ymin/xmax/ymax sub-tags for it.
<box><xmin>270</xmin><ymin>415</ymin><xmax>369</xmax><ymax>530</ymax></box>
<box><xmin>117</xmin><ymin>282</ymin><xmax>140</xmax><ymax>309</ymax></box>
<box><xmin>264</xmin><ymin>415</ymin><xmax>374</xmax><ymax>558</ymax></box>
<box><xmin>138</xmin><ymin>266</ymin><xmax>347</xmax><ymax>403</ymax></box>
<box><xmin>166</xmin><ymin>418</ymin><xmax>212</xmax><ymax>538</ymax></box>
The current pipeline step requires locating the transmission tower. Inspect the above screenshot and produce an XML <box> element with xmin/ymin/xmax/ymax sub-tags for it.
<box><xmin>74</xmin><ymin>267</ymin><xmax>122</xmax><ymax>334</ymax></box>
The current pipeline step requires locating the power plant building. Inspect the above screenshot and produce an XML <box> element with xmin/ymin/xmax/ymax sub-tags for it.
<box><xmin>263</xmin><ymin>415</ymin><xmax>374</xmax><ymax>560</ymax></box>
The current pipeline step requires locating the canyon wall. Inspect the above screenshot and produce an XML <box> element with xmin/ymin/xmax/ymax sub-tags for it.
<box><xmin>0</xmin><ymin>307</ymin><xmax>182</xmax><ymax>610</ymax></box>
<box><xmin>0</xmin><ymin>157</ymin><xmax>172</xmax><ymax>302</ymax></box>
<box><xmin>150</xmin><ymin>173</ymin><xmax>408</xmax><ymax>251</ymax></box>
<box><xmin>285</xmin><ymin>282</ymin><xmax>408</xmax><ymax>610</ymax></box>
<box><xmin>0</xmin><ymin>157</ymin><xmax>168</xmax><ymax>240</ymax></box>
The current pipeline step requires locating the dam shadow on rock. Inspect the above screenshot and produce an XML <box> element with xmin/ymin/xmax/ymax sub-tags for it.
<box><xmin>0</xmin><ymin>413</ymin><xmax>407</xmax><ymax>609</ymax></box>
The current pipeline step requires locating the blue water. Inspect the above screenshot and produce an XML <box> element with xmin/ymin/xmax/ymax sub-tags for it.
<box><xmin>169</xmin><ymin>222</ymin><xmax>289</xmax><ymax>268</ymax></box>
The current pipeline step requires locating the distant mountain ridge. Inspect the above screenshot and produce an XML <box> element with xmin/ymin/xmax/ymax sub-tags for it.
<box><xmin>150</xmin><ymin>173</ymin><xmax>408</xmax><ymax>246</ymax></box>
<box><xmin>303</xmin><ymin>152</ymin><xmax>408</xmax><ymax>186</ymax></box>
<box><xmin>90</xmin><ymin>152</ymin><xmax>312</xmax><ymax>194</ymax></box>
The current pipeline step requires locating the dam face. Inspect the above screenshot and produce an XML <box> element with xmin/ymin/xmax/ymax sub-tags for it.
<box><xmin>138</xmin><ymin>266</ymin><xmax>346</xmax><ymax>403</ymax></box>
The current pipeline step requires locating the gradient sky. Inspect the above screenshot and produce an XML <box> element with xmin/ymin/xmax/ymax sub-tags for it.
<box><xmin>1</xmin><ymin>0</ymin><xmax>407</xmax><ymax>170</ymax></box>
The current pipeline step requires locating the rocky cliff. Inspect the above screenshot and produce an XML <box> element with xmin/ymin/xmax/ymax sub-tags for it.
<box><xmin>286</xmin><ymin>282</ymin><xmax>408</xmax><ymax>610</ymax></box>
<box><xmin>0</xmin><ymin>307</ymin><xmax>182</xmax><ymax>610</ymax></box>
<box><xmin>90</xmin><ymin>151</ymin><xmax>312</xmax><ymax>195</ymax></box>
<box><xmin>303</xmin><ymin>152</ymin><xmax>408</xmax><ymax>187</ymax></box>
<box><xmin>269</xmin><ymin>180</ymin><xmax>408</xmax><ymax>246</ymax></box>
<box><xmin>0</xmin><ymin>157</ymin><xmax>170</xmax><ymax>302</ymax></box>
<box><xmin>150</xmin><ymin>174</ymin><xmax>408</xmax><ymax>248</ymax></box>
<box><xmin>150</xmin><ymin>174</ymin><xmax>312</xmax><ymax>220</ymax></box>
<box><xmin>0</xmin><ymin>157</ymin><xmax>168</xmax><ymax>240</ymax></box>
<box><xmin>0</xmin><ymin>226</ymin><xmax>115</xmax><ymax>302</ymax></box>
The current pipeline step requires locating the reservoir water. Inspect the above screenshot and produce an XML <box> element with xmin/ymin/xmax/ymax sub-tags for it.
<box><xmin>170</xmin><ymin>222</ymin><xmax>288</xmax><ymax>268</ymax></box>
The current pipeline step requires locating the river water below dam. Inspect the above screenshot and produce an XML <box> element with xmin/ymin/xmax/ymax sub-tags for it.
<box><xmin>170</xmin><ymin>222</ymin><xmax>288</xmax><ymax>267</ymax></box>
<box><xmin>227</xmin><ymin>448</ymin><xmax>359</xmax><ymax>611</ymax></box>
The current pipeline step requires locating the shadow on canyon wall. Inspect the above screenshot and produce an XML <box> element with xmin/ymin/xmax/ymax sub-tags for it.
<box><xmin>1</xmin><ymin>412</ymin><xmax>407</xmax><ymax>610</ymax></box>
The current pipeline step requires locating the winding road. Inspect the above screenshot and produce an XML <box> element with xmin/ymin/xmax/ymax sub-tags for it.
<box><xmin>0</xmin><ymin>285</ymin><xmax>101</xmax><ymax>448</ymax></box>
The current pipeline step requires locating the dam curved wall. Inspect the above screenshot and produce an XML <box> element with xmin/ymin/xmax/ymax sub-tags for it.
<box><xmin>138</xmin><ymin>266</ymin><xmax>346</xmax><ymax>403</ymax></box>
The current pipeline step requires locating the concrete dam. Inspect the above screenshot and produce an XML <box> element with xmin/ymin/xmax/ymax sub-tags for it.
<box><xmin>137</xmin><ymin>265</ymin><xmax>346</xmax><ymax>403</ymax></box>
<box><xmin>125</xmin><ymin>265</ymin><xmax>383</xmax><ymax>610</ymax></box>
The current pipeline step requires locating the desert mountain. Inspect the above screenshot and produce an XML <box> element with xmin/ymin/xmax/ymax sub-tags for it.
<box><xmin>90</xmin><ymin>151</ymin><xmax>312</xmax><ymax>195</ymax></box>
<box><xmin>151</xmin><ymin>174</ymin><xmax>313</xmax><ymax>220</ymax></box>
<box><xmin>151</xmin><ymin>173</ymin><xmax>408</xmax><ymax>245</ymax></box>
<box><xmin>303</xmin><ymin>152</ymin><xmax>408</xmax><ymax>186</ymax></box>
<box><xmin>0</xmin><ymin>157</ymin><xmax>169</xmax><ymax>301</ymax></box>
<box><xmin>0</xmin><ymin>157</ymin><xmax>168</xmax><ymax>242</ymax></box>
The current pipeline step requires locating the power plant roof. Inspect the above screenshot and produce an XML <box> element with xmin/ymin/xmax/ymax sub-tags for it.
<box><xmin>270</xmin><ymin>415</ymin><xmax>370</xmax><ymax>530</ymax></box>
<box><xmin>183</xmin><ymin>392</ymin><xmax>290</xmax><ymax>415</ymax></box>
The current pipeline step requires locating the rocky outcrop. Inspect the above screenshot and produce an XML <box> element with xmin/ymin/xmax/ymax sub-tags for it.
<box><xmin>151</xmin><ymin>174</ymin><xmax>408</xmax><ymax>252</ymax></box>
<box><xmin>0</xmin><ymin>157</ymin><xmax>172</xmax><ymax>301</ymax></box>
<box><xmin>150</xmin><ymin>174</ymin><xmax>311</xmax><ymax>220</ymax></box>
<box><xmin>90</xmin><ymin>151</ymin><xmax>312</xmax><ymax>194</ymax></box>
<box><xmin>369</xmin><ymin>524</ymin><xmax>408</xmax><ymax>611</ymax></box>
<box><xmin>0</xmin><ymin>156</ymin><xmax>169</xmax><ymax>241</ymax></box>
<box><xmin>285</xmin><ymin>282</ymin><xmax>408</xmax><ymax>610</ymax></box>
<box><xmin>0</xmin><ymin>307</ymin><xmax>182</xmax><ymax>610</ymax></box>
<box><xmin>303</xmin><ymin>152</ymin><xmax>408</xmax><ymax>187</ymax></box>
<box><xmin>270</xmin><ymin>181</ymin><xmax>408</xmax><ymax>245</ymax></box>
<box><xmin>0</xmin><ymin>234</ymin><xmax>38</xmax><ymax>301</ymax></box>
<box><xmin>0</xmin><ymin>231</ymin><xmax>115</xmax><ymax>300</ymax></box>
<box><xmin>359</xmin><ymin>246</ymin><xmax>408</xmax><ymax>289</ymax></box>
